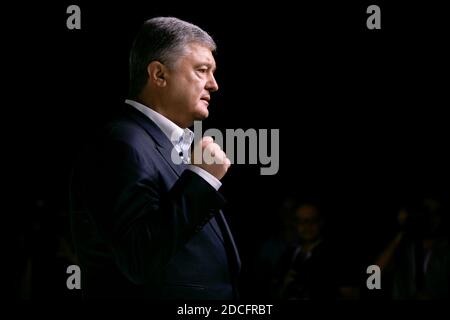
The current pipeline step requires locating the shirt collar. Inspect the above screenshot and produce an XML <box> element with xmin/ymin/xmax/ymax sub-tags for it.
<box><xmin>125</xmin><ymin>99</ymin><xmax>194</xmax><ymax>146</ymax></box>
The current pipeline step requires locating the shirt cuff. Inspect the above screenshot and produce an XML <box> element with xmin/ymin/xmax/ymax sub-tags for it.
<box><xmin>187</xmin><ymin>165</ymin><xmax>222</xmax><ymax>191</ymax></box>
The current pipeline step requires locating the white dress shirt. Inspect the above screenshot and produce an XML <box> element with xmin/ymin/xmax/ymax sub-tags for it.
<box><xmin>125</xmin><ymin>99</ymin><xmax>222</xmax><ymax>190</ymax></box>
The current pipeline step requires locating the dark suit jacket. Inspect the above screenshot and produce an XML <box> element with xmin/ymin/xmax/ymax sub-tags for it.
<box><xmin>69</xmin><ymin>104</ymin><xmax>240</xmax><ymax>299</ymax></box>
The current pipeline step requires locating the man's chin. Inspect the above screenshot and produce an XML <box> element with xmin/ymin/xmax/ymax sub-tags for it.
<box><xmin>195</xmin><ymin>109</ymin><xmax>209</xmax><ymax>120</ymax></box>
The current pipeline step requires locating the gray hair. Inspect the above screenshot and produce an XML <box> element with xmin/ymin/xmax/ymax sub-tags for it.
<box><xmin>128</xmin><ymin>17</ymin><xmax>216</xmax><ymax>98</ymax></box>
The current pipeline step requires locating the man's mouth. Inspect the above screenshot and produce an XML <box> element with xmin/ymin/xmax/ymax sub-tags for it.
<box><xmin>200</xmin><ymin>96</ymin><xmax>210</xmax><ymax>105</ymax></box>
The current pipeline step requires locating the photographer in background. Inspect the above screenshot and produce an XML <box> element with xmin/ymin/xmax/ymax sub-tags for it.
<box><xmin>375</xmin><ymin>196</ymin><xmax>449</xmax><ymax>299</ymax></box>
<box><xmin>272</xmin><ymin>201</ymin><xmax>360</xmax><ymax>300</ymax></box>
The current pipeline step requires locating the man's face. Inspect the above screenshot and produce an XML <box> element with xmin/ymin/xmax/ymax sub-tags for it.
<box><xmin>294</xmin><ymin>205</ymin><xmax>322</xmax><ymax>243</ymax></box>
<box><xmin>163</xmin><ymin>43</ymin><xmax>218</xmax><ymax>127</ymax></box>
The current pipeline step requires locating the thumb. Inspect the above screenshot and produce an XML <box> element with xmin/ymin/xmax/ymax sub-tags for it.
<box><xmin>201</xmin><ymin>136</ymin><xmax>214</xmax><ymax>149</ymax></box>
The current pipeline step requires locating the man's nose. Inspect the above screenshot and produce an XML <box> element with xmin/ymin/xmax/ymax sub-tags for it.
<box><xmin>206</xmin><ymin>74</ymin><xmax>219</xmax><ymax>92</ymax></box>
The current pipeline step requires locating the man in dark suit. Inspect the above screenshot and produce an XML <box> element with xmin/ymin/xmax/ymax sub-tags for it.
<box><xmin>69</xmin><ymin>17</ymin><xmax>240</xmax><ymax>299</ymax></box>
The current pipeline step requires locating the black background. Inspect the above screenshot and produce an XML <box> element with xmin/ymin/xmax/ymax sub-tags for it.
<box><xmin>5</xmin><ymin>0</ymin><xmax>449</xmax><ymax>301</ymax></box>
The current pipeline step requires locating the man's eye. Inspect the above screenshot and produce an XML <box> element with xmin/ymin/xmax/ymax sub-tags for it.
<box><xmin>198</xmin><ymin>68</ymin><xmax>207</xmax><ymax>73</ymax></box>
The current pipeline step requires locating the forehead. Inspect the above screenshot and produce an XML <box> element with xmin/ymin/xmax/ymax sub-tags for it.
<box><xmin>295</xmin><ymin>205</ymin><xmax>319</xmax><ymax>219</ymax></box>
<box><xmin>180</xmin><ymin>42</ymin><xmax>216</xmax><ymax>66</ymax></box>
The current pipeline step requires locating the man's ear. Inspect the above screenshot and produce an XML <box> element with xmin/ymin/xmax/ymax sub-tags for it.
<box><xmin>147</xmin><ymin>61</ymin><xmax>167</xmax><ymax>87</ymax></box>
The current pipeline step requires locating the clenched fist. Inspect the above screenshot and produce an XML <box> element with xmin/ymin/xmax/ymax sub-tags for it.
<box><xmin>191</xmin><ymin>136</ymin><xmax>231</xmax><ymax>180</ymax></box>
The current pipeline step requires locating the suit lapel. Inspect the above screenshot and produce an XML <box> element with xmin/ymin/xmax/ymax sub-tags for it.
<box><xmin>123</xmin><ymin>104</ymin><xmax>185</xmax><ymax>177</ymax></box>
<box><xmin>209</xmin><ymin>216</ymin><xmax>225</xmax><ymax>244</ymax></box>
<box><xmin>155</xmin><ymin>144</ymin><xmax>186</xmax><ymax>177</ymax></box>
<box><xmin>216</xmin><ymin>211</ymin><xmax>241</xmax><ymax>273</ymax></box>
